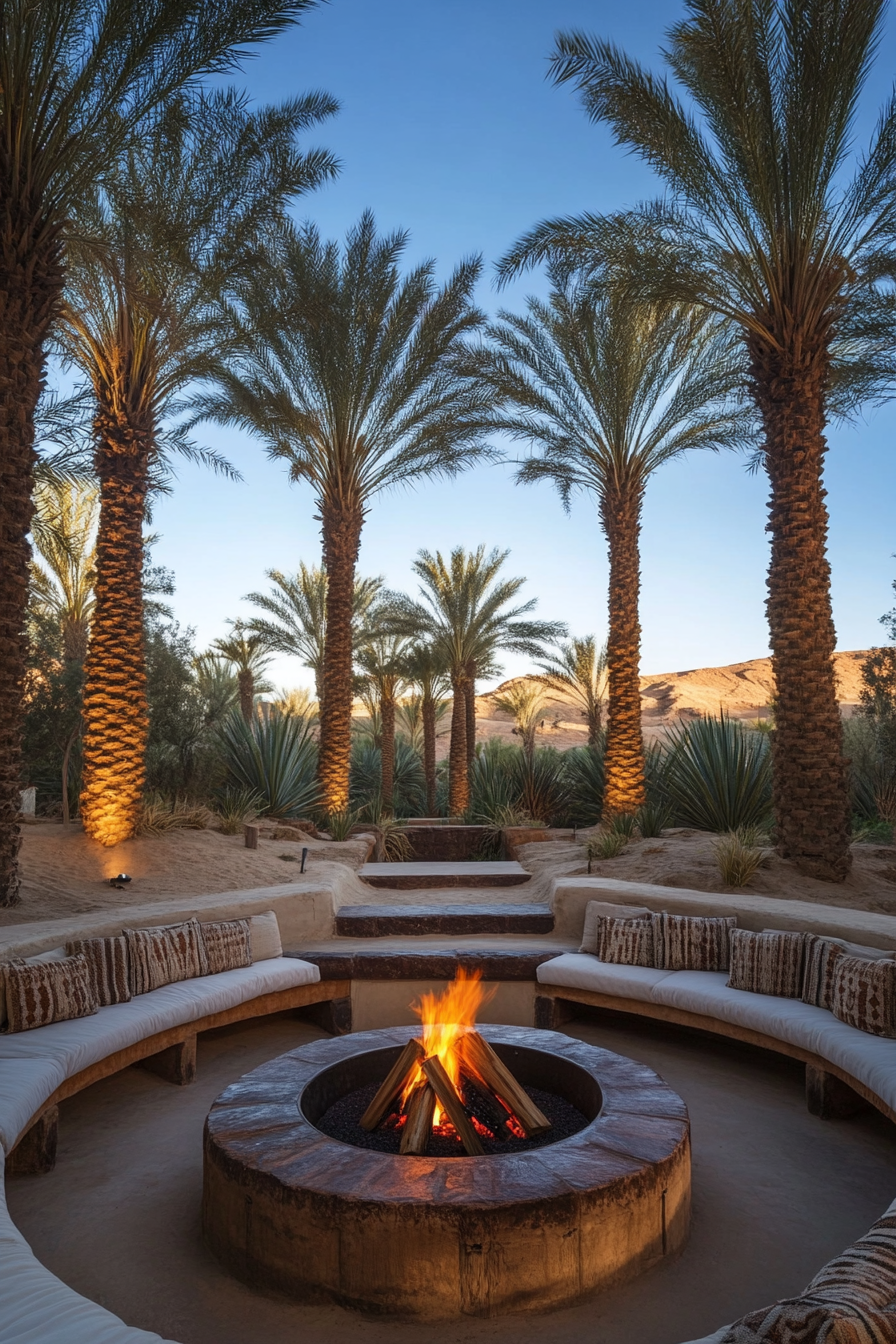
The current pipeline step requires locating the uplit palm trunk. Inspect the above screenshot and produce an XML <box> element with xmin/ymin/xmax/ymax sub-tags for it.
<box><xmin>600</xmin><ymin>484</ymin><xmax>646</xmax><ymax>816</ymax></box>
<box><xmin>319</xmin><ymin>502</ymin><xmax>363</xmax><ymax>812</ymax></box>
<box><xmin>0</xmin><ymin>221</ymin><xmax>64</xmax><ymax>904</ymax></box>
<box><xmin>448</xmin><ymin>672</ymin><xmax>469</xmax><ymax>816</ymax></box>
<box><xmin>422</xmin><ymin>693</ymin><xmax>437</xmax><ymax>814</ymax></box>
<box><xmin>750</xmin><ymin>338</ymin><xmax>851</xmax><ymax>880</ymax></box>
<box><xmin>380</xmin><ymin>689</ymin><xmax>395</xmax><ymax>813</ymax></box>
<box><xmin>80</xmin><ymin>402</ymin><xmax>152</xmax><ymax>846</ymax></box>
<box><xmin>238</xmin><ymin>670</ymin><xmax>254</xmax><ymax>723</ymax></box>
<box><xmin>464</xmin><ymin>662</ymin><xmax>477</xmax><ymax>769</ymax></box>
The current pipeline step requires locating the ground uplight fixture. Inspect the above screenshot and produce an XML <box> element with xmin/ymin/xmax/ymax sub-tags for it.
<box><xmin>300</xmin><ymin>847</ymin><xmax>308</xmax><ymax>873</ymax></box>
<box><xmin>109</xmin><ymin>873</ymin><xmax>132</xmax><ymax>888</ymax></box>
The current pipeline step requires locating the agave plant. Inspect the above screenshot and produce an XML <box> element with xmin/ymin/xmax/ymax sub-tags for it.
<box><xmin>467</xmin><ymin>740</ymin><xmax>520</xmax><ymax>823</ymax></box>
<box><xmin>514</xmin><ymin>748</ymin><xmax>570</xmax><ymax>827</ymax></box>
<box><xmin>562</xmin><ymin>743</ymin><xmax>605</xmax><ymax>828</ymax></box>
<box><xmin>213</xmin><ymin>785</ymin><xmax>263</xmax><ymax>836</ymax></box>
<box><xmin>217</xmin><ymin>708</ymin><xmax>320</xmax><ymax>819</ymax></box>
<box><xmin>350</xmin><ymin>740</ymin><xmax>425</xmax><ymax>818</ymax></box>
<box><xmin>661</xmin><ymin>716</ymin><xmax>772</xmax><ymax>834</ymax></box>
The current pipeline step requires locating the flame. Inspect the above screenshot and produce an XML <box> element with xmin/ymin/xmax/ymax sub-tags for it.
<box><xmin>402</xmin><ymin>969</ymin><xmax>497</xmax><ymax>1126</ymax></box>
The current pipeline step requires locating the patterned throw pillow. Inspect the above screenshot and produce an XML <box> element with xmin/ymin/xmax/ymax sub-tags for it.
<box><xmin>802</xmin><ymin>937</ymin><xmax>896</xmax><ymax>1011</ymax></box>
<box><xmin>579</xmin><ymin>901</ymin><xmax>651</xmax><ymax>955</ymax></box>
<box><xmin>727</xmin><ymin>929</ymin><xmax>805</xmax><ymax>999</ymax></box>
<box><xmin>595</xmin><ymin>916</ymin><xmax>655</xmax><ymax>968</ymax></box>
<box><xmin>201</xmin><ymin>919</ymin><xmax>252</xmax><ymax>975</ymax></box>
<box><xmin>124</xmin><ymin>918</ymin><xmax>209</xmax><ymax>996</ymax></box>
<box><xmin>3</xmin><ymin>954</ymin><xmax>98</xmax><ymax>1033</ymax></box>
<box><xmin>65</xmin><ymin>936</ymin><xmax>131</xmax><ymax>1006</ymax></box>
<box><xmin>830</xmin><ymin>957</ymin><xmax>896</xmax><ymax>1038</ymax></box>
<box><xmin>652</xmin><ymin>912</ymin><xmax>737</xmax><ymax>972</ymax></box>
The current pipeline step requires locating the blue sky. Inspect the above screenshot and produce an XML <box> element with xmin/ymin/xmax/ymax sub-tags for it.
<box><xmin>149</xmin><ymin>0</ymin><xmax>896</xmax><ymax>692</ymax></box>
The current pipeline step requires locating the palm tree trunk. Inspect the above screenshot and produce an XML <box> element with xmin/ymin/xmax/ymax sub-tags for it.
<box><xmin>0</xmin><ymin>222</ymin><xmax>63</xmax><ymax>905</ymax></box>
<box><xmin>238</xmin><ymin>670</ymin><xmax>254</xmax><ymax>723</ymax></box>
<box><xmin>319</xmin><ymin>502</ymin><xmax>363</xmax><ymax>813</ymax></box>
<box><xmin>751</xmin><ymin>343</ymin><xmax>851</xmax><ymax>880</ymax></box>
<box><xmin>80</xmin><ymin>406</ymin><xmax>151</xmax><ymax>846</ymax></box>
<box><xmin>448</xmin><ymin>671</ymin><xmax>469</xmax><ymax>816</ymax></box>
<box><xmin>422</xmin><ymin>692</ymin><xmax>437</xmax><ymax>815</ymax></box>
<box><xmin>381</xmin><ymin>690</ymin><xmax>395</xmax><ymax>813</ymax></box>
<box><xmin>587</xmin><ymin>707</ymin><xmax>601</xmax><ymax>748</ymax></box>
<box><xmin>464</xmin><ymin>661</ymin><xmax>477</xmax><ymax>769</ymax></box>
<box><xmin>600</xmin><ymin>484</ymin><xmax>646</xmax><ymax>816</ymax></box>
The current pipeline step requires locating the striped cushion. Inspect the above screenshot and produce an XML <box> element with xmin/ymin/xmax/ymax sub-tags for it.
<box><xmin>125</xmin><ymin>918</ymin><xmax>209</xmax><ymax>997</ymax></box>
<box><xmin>802</xmin><ymin>937</ymin><xmax>895</xmax><ymax>1011</ymax></box>
<box><xmin>65</xmin><ymin>936</ymin><xmax>131</xmax><ymax>1006</ymax></box>
<box><xmin>3</xmin><ymin>954</ymin><xmax>98</xmax><ymax>1033</ymax></box>
<box><xmin>201</xmin><ymin>919</ymin><xmax>251</xmax><ymax>975</ymax></box>
<box><xmin>652</xmin><ymin>912</ymin><xmax>736</xmax><ymax>971</ymax></box>
<box><xmin>728</xmin><ymin>929</ymin><xmax>805</xmax><ymax>999</ymax></box>
<box><xmin>579</xmin><ymin>901</ymin><xmax>650</xmax><ymax>954</ymax></box>
<box><xmin>596</xmin><ymin>916</ymin><xmax>655</xmax><ymax>968</ymax></box>
<box><xmin>831</xmin><ymin>957</ymin><xmax>896</xmax><ymax>1039</ymax></box>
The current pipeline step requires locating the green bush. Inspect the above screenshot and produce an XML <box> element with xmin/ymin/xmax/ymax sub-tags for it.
<box><xmin>350</xmin><ymin>738</ymin><xmax>425</xmax><ymax>817</ymax></box>
<box><xmin>661</xmin><ymin>714</ymin><xmax>772</xmax><ymax>832</ymax></box>
<box><xmin>217</xmin><ymin>708</ymin><xmax>319</xmax><ymax>819</ymax></box>
<box><xmin>561</xmin><ymin>744</ymin><xmax>604</xmax><ymax>827</ymax></box>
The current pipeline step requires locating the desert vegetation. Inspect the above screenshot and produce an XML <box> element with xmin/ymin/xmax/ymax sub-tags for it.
<box><xmin>3</xmin><ymin>0</ymin><xmax>896</xmax><ymax>903</ymax></box>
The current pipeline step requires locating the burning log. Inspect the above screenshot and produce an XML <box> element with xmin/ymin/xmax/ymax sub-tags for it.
<box><xmin>460</xmin><ymin>1031</ymin><xmax>552</xmax><ymax>1138</ymax></box>
<box><xmin>399</xmin><ymin>1082</ymin><xmax>437</xmax><ymax>1155</ymax></box>
<box><xmin>360</xmin><ymin>1039</ymin><xmax>425</xmax><ymax>1132</ymax></box>
<box><xmin>421</xmin><ymin>1055</ymin><xmax>484</xmax><ymax>1157</ymax></box>
<box><xmin>460</xmin><ymin>1078</ymin><xmax>514</xmax><ymax>1141</ymax></box>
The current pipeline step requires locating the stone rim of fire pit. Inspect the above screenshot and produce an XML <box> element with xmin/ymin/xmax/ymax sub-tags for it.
<box><xmin>203</xmin><ymin>1025</ymin><xmax>691</xmax><ymax>1318</ymax></box>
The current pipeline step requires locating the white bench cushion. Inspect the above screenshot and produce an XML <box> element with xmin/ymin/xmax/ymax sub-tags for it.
<box><xmin>0</xmin><ymin>1058</ymin><xmax>68</xmax><ymax>1156</ymax></box>
<box><xmin>536</xmin><ymin>952</ymin><xmax>676</xmax><ymax>1001</ymax></box>
<box><xmin>0</xmin><ymin>957</ymin><xmax>319</xmax><ymax>1150</ymax></box>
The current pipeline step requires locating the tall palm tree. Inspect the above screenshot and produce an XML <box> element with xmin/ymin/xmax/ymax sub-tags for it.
<box><xmin>211</xmin><ymin>625</ymin><xmax>274</xmax><ymax>723</ymax></box>
<box><xmin>536</xmin><ymin>635</ymin><xmax>607</xmax><ymax>746</ymax></box>
<box><xmin>0</xmin><ymin>0</ymin><xmax>320</xmax><ymax>901</ymax></box>
<box><xmin>58</xmin><ymin>90</ymin><xmax>335</xmax><ymax>847</ymax></box>
<box><xmin>497</xmin><ymin>1</ymin><xmax>896</xmax><ymax>877</ymax></box>
<box><xmin>29</xmin><ymin>473</ymin><xmax>98</xmax><ymax>664</ymax></box>
<box><xmin>401</xmin><ymin>642</ymin><xmax>452</xmax><ymax>814</ymax></box>
<box><xmin>194</xmin><ymin>213</ymin><xmax>494</xmax><ymax>812</ymax></box>
<box><xmin>244</xmin><ymin>565</ymin><xmax>384</xmax><ymax>702</ymax></box>
<box><xmin>478</xmin><ymin>283</ymin><xmax>746</xmax><ymax>815</ymax></box>
<box><xmin>355</xmin><ymin>633</ymin><xmax>412</xmax><ymax>813</ymax></box>
<box><xmin>391</xmin><ymin>546</ymin><xmax>564</xmax><ymax>814</ymax></box>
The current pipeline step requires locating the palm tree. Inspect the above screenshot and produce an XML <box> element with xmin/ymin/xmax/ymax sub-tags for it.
<box><xmin>0</xmin><ymin>0</ymin><xmax>321</xmax><ymax>900</ymax></box>
<box><xmin>536</xmin><ymin>635</ymin><xmax>607</xmax><ymax>746</ymax></box>
<box><xmin>391</xmin><ymin>546</ymin><xmax>565</xmax><ymax>814</ymax></box>
<box><xmin>401</xmin><ymin>642</ymin><xmax>452</xmax><ymax>814</ymax></box>
<box><xmin>496</xmin><ymin>2</ymin><xmax>896</xmax><ymax>877</ymax></box>
<box><xmin>29</xmin><ymin>473</ymin><xmax>98</xmax><ymax>664</ymax></box>
<box><xmin>211</xmin><ymin>626</ymin><xmax>274</xmax><ymax>724</ymax></box>
<box><xmin>58</xmin><ymin>91</ymin><xmax>335</xmax><ymax>847</ymax></box>
<box><xmin>478</xmin><ymin>283</ymin><xmax>746</xmax><ymax>816</ymax></box>
<box><xmin>194</xmin><ymin>212</ymin><xmax>494</xmax><ymax>812</ymax></box>
<box><xmin>244</xmin><ymin>565</ymin><xmax>384</xmax><ymax>702</ymax></box>
<box><xmin>493</xmin><ymin>681</ymin><xmax>550</xmax><ymax>760</ymax></box>
<box><xmin>355</xmin><ymin>633</ymin><xmax>412</xmax><ymax>813</ymax></box>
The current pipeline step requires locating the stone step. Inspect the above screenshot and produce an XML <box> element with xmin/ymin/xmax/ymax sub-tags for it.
<box><xmin>335</xmin><ymin>903</ymin><xmax>554</xmax><ymax>938</ymax></box>
<box><xmin>287</xmin><ymin>946</ymin><xmax>562</xmax><ymax>982</ymax></box>
<box><xmin>359</xmin><ymin>861</ymin><xmax>531</xmax><ymax>889</ymax></box>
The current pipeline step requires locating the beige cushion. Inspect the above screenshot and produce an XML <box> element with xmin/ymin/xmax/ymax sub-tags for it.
<box><xmin>596</xmin><ymin>916</ymin><xmax>655</xmax><ymax>967</ymax></box>
<box><xmin>201</xmin><ymin>919</ymin><xmax>252</xmax><ymax>975</ymax></box>
<box><xmin>579</xmin><ymin>900</ymin><xmax>650</xmax><ymax>954</ymax></box>
<box><xmin>728</xmin><ymin>930</ymin><xmax>804</xmax><ymax>999</ymax></box>
<box><xmin>831</xmin><ymin>956</ymin><xmax>896</xmax><ymax>1039</ymax></box>
<box><xmin>124</xmin><ymin>919</ymin><xmax>209</xmax><ymax>996</ymax></box>
<box><xmin>248</xmin><ymin>910</ymin><xmax>282</xmax><ymax>962</ymax></box>
<box><xmin>4</xmin><ymin>955</ymin><xmax>97</xmax><ymax>1034</ymax></box>
<box><xmin>65</xmin><ymin>937</ymin><xmax>130</xmax><ymax>1007</ymax></box>
<box><xmin>653</xmin><ymin>912</ymin><xmax>737</xmax><ymax>971</ymax></box>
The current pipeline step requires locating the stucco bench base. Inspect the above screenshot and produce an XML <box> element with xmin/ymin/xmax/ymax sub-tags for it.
<box><xmin>534</xmin><ymin>987</ymin><xmax>896</xmax><ymax>1126</ymax></box>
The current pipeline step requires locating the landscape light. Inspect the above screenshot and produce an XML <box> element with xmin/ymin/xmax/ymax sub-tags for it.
<box><xmin>109</xmin><ymin>873</ymin><xmax>132</xmax><ymax>888</ymax></box>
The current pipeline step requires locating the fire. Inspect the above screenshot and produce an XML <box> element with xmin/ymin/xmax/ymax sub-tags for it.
<box><xmin>403</xmin><ymin>969</ymin><xmax>497</xmax><ymax>1125</ymax></box>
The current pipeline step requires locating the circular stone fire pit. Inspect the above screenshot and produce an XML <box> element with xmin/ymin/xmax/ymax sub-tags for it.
<box><xmin>203</xmin><ymin>1025</ymin><xmax>691</xmax><ymax>1319</ymax></box>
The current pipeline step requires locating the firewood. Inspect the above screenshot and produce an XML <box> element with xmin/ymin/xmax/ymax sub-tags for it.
<box><xmin>399</xmin><ymin>1082</ymin><xmax>437</xmax><ymax>1155</ymax></box>
<box><xmin>360</xmin><ymin>1038</ymin><xmax>425</xmax><ymax>1131</ymax></box>
<box><xmin>421</xmin><ymin>1055</ymin><xmax>484</xmax><ymax>1156</ymax></box>
<box><xmin>460</xmin><ymin>1077</ymin><xmax>513</xmax><ymax>1141</ymax></box>
<box><xmin>460</xmin><ymin>1031</ymin><xmax>551</xmax><ymax>1137</ymax></box>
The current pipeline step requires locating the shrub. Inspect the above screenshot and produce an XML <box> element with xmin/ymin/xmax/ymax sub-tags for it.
<box><xmin>136</xmin><ymin>794</ymin><xmax>211</xmax><ymax>836</ymax></box>
<box><xmin>350</xmin><ymin>738</ymin><xmax>425</xmax><ymax>818</ymax></box>
<box><xmin>217</xmin><ymin>707</ymin><xmax>320</xmax><ymax>819</ymax></box>
<box><xmin>213</xmin><ymin>785</ymin><xmax>263</xmax><ymax>835</ymax></box>
<box><xmin>608</xmin><ymin>812</ymin><xmax>638</xmax><ymax>838</ymax></box>
<box><xmin>586</xmin><ymin>830</ymin><xmax>628</xmax><ymax>868</ymax></box>
<box><xmin>325</xmin><ymin>808</ymin><xmax>360</xmax><ymax>841</ymax></box>
<box><xmin>661</xmin><ymin>715</ymin><xmax>772</xmax><ymax>832</ymax></box>
<box><xmin>562</xmin><ymin>743</ymin><xmax>604</xmax><ymax>827</ymax></box>
<box><xmin>714</xmin><ymin>831</ymin><xmax>766</xmax><ymax>887</ymax></box>
<box><xmin>635</xmin><ymin>800</ymin><xmax>669</xmax><ymax>838</ymax></box>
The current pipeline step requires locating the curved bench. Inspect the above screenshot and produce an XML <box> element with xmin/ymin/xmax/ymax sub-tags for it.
<box><xmin>0</xmin><ymin>953</ymin><xmax>340</xmax><ymax>1343</ymax></box>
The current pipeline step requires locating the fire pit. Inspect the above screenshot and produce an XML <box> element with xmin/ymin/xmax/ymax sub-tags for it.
<box><xmin>203</xmin><ymin>1009</ymin><xmax>691</xmax><ymax>1317</ymax></box>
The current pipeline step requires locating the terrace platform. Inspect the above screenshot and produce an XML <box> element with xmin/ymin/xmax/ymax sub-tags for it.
<box><xmin>359</xmin><ymin>861</ymin><xmax>531</xmax><ymax>889</ymax></box>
